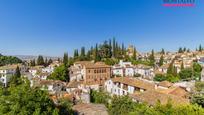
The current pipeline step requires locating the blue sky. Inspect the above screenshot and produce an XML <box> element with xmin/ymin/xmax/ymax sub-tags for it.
<box><xmin>0</xmin><ymin>0</ymin><xmax>204</xmax><ymax>56</ymax></box>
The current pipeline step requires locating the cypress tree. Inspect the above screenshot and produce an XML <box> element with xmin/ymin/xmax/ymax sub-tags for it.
<box><xmin>161</xmin><ymin>48</ymin><xmax>165</xmax><ymax>55</ymax></box>
<box><xmin>44</xmin><ymin>58</ymin><xmax>48</xmax><ymax>67</ymax></box>
<box><xmin>199</xmin><ymin>44</ymin><xmax>202</xmax><ymax>52</ymax></box>
<box><xmin>133</xmin><ymin>47</ymin><xmax>137</xmax><ymax>59</ymax></box>
<box><xmin>74</xmin><ymin>49</ymin><xmax>79</xmax><ymax>59</ymax></box>
<box><xmin>37</xmin><ymin>55</ymin><xmax>44</xmax><ymax>65</ymax></box>
<box><xmin>183</xmin><ymin>47</ymin><xmax>186</xmax><ymax>52</ymax></box>
<box><xmin>80</xmin><ymin>47</ymin><xmax>86</xmax><ymax>60</ymax></box>
<box><xmin>181</xmin><ymin>61</ymin><xmax>184</xmax><ymax>70</ymax></box>
<box><xmin>63</xmin><ymin>52</ymin><xmax>68</xmax><ymax>66</ymax></box>
<box><xmin>112</xmin><ymin>37</ymin><xmax>116</xmax><ymax>58</ymax></box>
<box><xmin>48</xmin><ymin>58</ymin><xmax>53</xmax><ymax>65</ymax></box>
<box><xmin>122</xmin><ymin>43</ymin><xmax>125</xmax><ymax>56</ymax></box>
<box><xmin>178</xmin><ymin>47</ymin><xmax>183</xmax><ymax>53</ymax></box>
<box><xmin>11</xmin><ymin>66</ymin><xmax>21</xmax><ymax>85</ymax></box>
<box><xmin>159</xmin><ymin>55</ymin><xmax>164</xmax><ymax>66</ymax></box>
<box><xmin>32</xmin><ymin>59</ymin><xmax>36</xmax><ymax>66</ymax></box>
<box><xmin>149</xmin><ymin>49</ymin><xmax>155</xmax><ymax>66</ymax></box>
<box><xmin>109</xmin><ymin>39</ymin><xmax>112</xmax><ymax>58</ymax></box>
<box><xmin>15</xmin><ymin>66</ymin><xmax>21</xmax><ymax>78</ymax></box>
<box><xmin>95</xmin><ymin>44</ymin><xmax>101</xmax><ymax>61</ymax></box>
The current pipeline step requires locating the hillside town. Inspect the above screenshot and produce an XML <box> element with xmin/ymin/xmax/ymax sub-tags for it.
<box><xmin>1</xmin><ymin>43</ymin><xmax>204</xmax><ymax>114</ymax></box>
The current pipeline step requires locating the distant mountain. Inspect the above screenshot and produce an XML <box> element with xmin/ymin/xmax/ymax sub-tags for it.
<box><xmin>0</xmin><ymin>54</ymin><xmax>22</xmax><ymax>66</ymax></box>
<box><xmin>11</xmin><ymin>55</ymin><xmax>60</xmax><ymax>61</ymax></box>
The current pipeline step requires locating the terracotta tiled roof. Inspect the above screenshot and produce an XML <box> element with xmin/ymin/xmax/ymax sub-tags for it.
<box><xmin>39</xmin><ymin>80</ymin><xmax>65</xmax><ymax>85</ymax></box>
<box><xmin>75</xmin><ymin>61</ymin><xmax>111</xmax><ymax>68</ymax></box>
<box><xmin>154</xmin><ymin>70</ymin><xmax>165</xmax><ymax>75</ymax></box>
<box><xmin>72</xmin><ymin>103</ymin><xmax>108</xmax><ymax>115</ymax></box>
<box><xmin>130</xmin><ymin>90</ymin><xmax>189</xmax><ymax>106</ymax></box>
<box><xmin>160</xmin><ymin>64</ymin><xmax>169</xmax><ymax>69</ymax></box>
<box><xmin>85</xmin><ymin>62</ymin><xmax>111</xmax><ymax>68</ymax></box>
<box><xmin>157</xmin><ymin>86</ymin><xmax>189</xmax><ymax>98</ymax></box>
<box><xmin>0</xmin><ymin>64</ymin><xmax>24</xmax><ymax>70</ymax></box>
<box><xmin>112</xmin><ymin>77</ymin><xmax>155</xmax><ymax>90</ymax></box>
<box><xmin>67</xmin><ymin>81</ymin><xmax>82</xmax><ymax>88</ymax></box>
<box><xmin>135</xmin><ymin>64</ymin><xmax>152</xmax><ymax>69</ymax></box>
<box><xmin>37</xmin><ymin>72</ymin><xmax>50</xmax><ymax>76</ymax></box>
<box><xmin>158</xmin><ymin>81</ymin><xmax>173</xmax><ymax>88</ymax></box>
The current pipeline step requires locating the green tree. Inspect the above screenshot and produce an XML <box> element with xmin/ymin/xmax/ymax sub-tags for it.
<box><xmin>63</xmin><ymin>52</ymin><xmax>68</xmax><ymax>66</ymax></box>
<box><xmin>179</xmin><ymin>68</ymin><xmax>193</xmax><ymax>80</ymax></box>
<box><xmin>193</xmin><ymin>63</ymin><xmax>202</xmax><ymax>73</ymax></box>
<box><xmin>74</xmin><ymin>49</ymin><xmax>79</xmax><ymax>59</ymax></box>
<box><xmin>80</xmin><ymin>47</ymin><xmax>86</xmax><ymax>60</ymax></box>
<box><xmin>48</xmin><ymin>65</ymin><xmax>69</xmax><ymax>82</ymax></box>
<box><xmin>199</xmin><ymin>44</ymin><xmax>202</xmax><ymax>52</ymax></box>
<box><xmin>132</xmin><ymin>47</ymin><xmax>137</xmax><ymax>60</ymax></box>
<box><xmin>30</xmin><ymin>59</ymin><xmax>36</xmax><ymax>66</ymax></box>
<box><xmin>44</xmin><ymin>58</ymin><xmax>48</xmax><ymax>67</ymax></box>
<box><xmin>178</xmin><ymin>47</ymin><xmax>183</xmax><ymax>53</ymax></box>
<box><xmin>112</xmin><ymin>37</ymin><xmax>116</xmax><ymax>58</ymax></box>
<box><xmin>109</xmin><ymin>96</ymin><xmax>135</xmax><ymax>115</ymax></box>
<box><xmin>37</xmin><ymin>55</ymin><xmax>44</xmax><ymax>65</ymax></box>
<box><xmin>154</xmin><ymin>74</ymin><xmax>166</xmax><ymax>82</ymax></box>
<box><xmin>10</xmin><ymin>66</ymin><xmax>21</xmax><ymax>86</ymax></box>
<box><xmin>0</xmin><ymin>79</ymin><xmax>58</xmax><ymax>115</ymax></box>
<box><xmin>0</xmin><ymin>54</ymin><xmax>22</xmax><ymax>66</ymax></box>
<box><xmin>166</xmin><ymin>74</ymin><xmax>179</xmax><ymax>83</ymax></box>
<box><xmin>167</xmin><ymin>60</ymin><xmax>176</xmax><ymax>75</ymax></box>
<box><xmin>48</xmin><ymin>58</ymin><xmax>53</xmax><ymax>65</ymax></box>
<box><xmin>94</xmin><ymin>44</ymin><xmax>101</xmax><ymax>61</ymax></box>
<box><xmin>191</xmin><ymin>82</ymin><xmax>204</xmax><ymax>107</ymax></box>
<box><xmin>99</xmin><ymin>41</ymin><xmax>112</xmax><ymax>58</ymax></box>
<box><xmin>161</xmin><ymin>48</ymin><xmax>165</xmax><ymax>55</ymax></box>
<box><xmin>159</xmin><ymin>55</ymin><xmax>164</xmax><ymax>66</ymax></box>
<box><xmin>90</xmin><ymin>89</ymin><xmax>110</xmax><ymax>106</ymax></box>
<box><xmin>181</xmin><ymin>61</ymin><xmax>184</xmax><ymax>70</ymax></box>
<box><xmin>149</xmin><ymin>49</ymin><xmax>155</xmax><ymax>66</ymax></box>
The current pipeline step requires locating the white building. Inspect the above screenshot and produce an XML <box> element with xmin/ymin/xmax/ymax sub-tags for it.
<box><xmin>69</xmin><ymin>62</ymin><xmax>85</xmax><ymax>81</ymax></box>
<box><xmin>158</xmin><ymin>64</ymin><xmax>169</xmax><ymax>74</ymax></box>
<box><xmin>42</xmin><ymin>63</ymin><xmax>59</xmax><ymax>73</ymax></box>
<box><xmin>0</xmin><ymin>64</ymin><xmax>27</xmax><ymax>87</ymax></box>
<box><xmin>134</xmin><ymin>64</ymin><xmax>154</xmax><ymax>79</ymax></box>
<box><xmin>112</xmin><ymin>60</ymin><xmax>134</xmax><ymax>77</ymax></box>
<box><xmin>29</xmin><ymin>66</ymin><xmax>44</xmax><ymax>76</ymax></box>
<box><xmin>39</xmin><ymin>80</ymin><xmax>66</xmax><ymax>94</ymax></box>
<box><xmin>201</xmin><ymin>68</ymin><xmax>204</xmax><ymax>82</ymax></box>
<box><xmin>104</xmin><ymin>77</ymin><xmax>155</xmax><ymax>96</ymax></box>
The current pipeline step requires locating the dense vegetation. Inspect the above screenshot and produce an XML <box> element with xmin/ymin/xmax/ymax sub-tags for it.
<box><xmin>0</xmin><ymin>54</ymin><xmax>22</xmax><ymax>66</ymax></box>
<box><xmin>154</xmin><ymin>62</ymin><xmax>202</xmax><ymax>83</ymax></box>
<box><xmin>48</xmin><ymin>64</ymin><xmax>69</xmax><ymax>82</ymax></box>
<box><xmin>30</xmin><ymin>55</ymin><xmax>53</xmax><ymax>67</ymax></box>
<box><xmin>0</xmin><ymin>67</ymin><xmax>73</xmax><ymax>115</ymax></box>
<box><xmin>48</xmin><ymin>53</ymin><xmax>70</xmax><ymax>82</ymax></box>
<box><xmin>191</xmin><ymin>81</ymin><xmax>204</xmax><ymax>107</ymax></box>
<box><xmin>90</xmin><ymin>90</ymin><xmax>204</xmax><ymax>115</ymax></box>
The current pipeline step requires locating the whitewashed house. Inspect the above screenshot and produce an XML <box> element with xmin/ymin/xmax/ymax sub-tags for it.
<box><xmin>0</xmin><ymin>64</ymin><xmax>27</xmax><ymax>87</ymax></box>
<box><xmin>134</xmin><ymin>64</ymin><xmax>154</xmax><ymax>79</ymax></box>
<box><xmin>39</xmin><ymin>80</ymin><xmax>66</xmax><ymax>94</ymax></box>
<box><xmin>29</xmin><ymin>66</ymin><xmax>44</xmax><ymax>76</ymax></box>
<box><xmin>158</xmin><ymin>64</ymin><xmax>169</xmax><ymax>74</ymax></box>
<box><xmin>112</xmin><ymin>60</ymin><xmax>134</xmax><ymax>77</ymax></box>
<box><xmin>105</xmin><ymin>77</ymin><xmax>155</xmax><ymax>96</ymax></box>
<box><xmin>201</xmin><ymin>68</ymin><xmax>204</xmax><ymax>82</ymax></box>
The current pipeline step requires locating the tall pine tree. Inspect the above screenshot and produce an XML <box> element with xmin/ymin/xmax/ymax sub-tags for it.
<box><xmin>37</xmin><ymin>55</ymin><xmax>44</xmax><ymax>65</ymax></box>
<box><xmin>63</xmin><ymin>52</ymin><xmax>68</xmax><ymax>66</ymax></box>
<box><xmin>159</xmin><ymin>55</ymin><xmax>164</xmax><ymax>66</ymax></box>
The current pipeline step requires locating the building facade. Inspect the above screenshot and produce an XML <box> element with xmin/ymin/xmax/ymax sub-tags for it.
<box><xmin>69</xmin><ymin>61</ymin><xmax>111</xmax><ymax>86</ymax></box>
